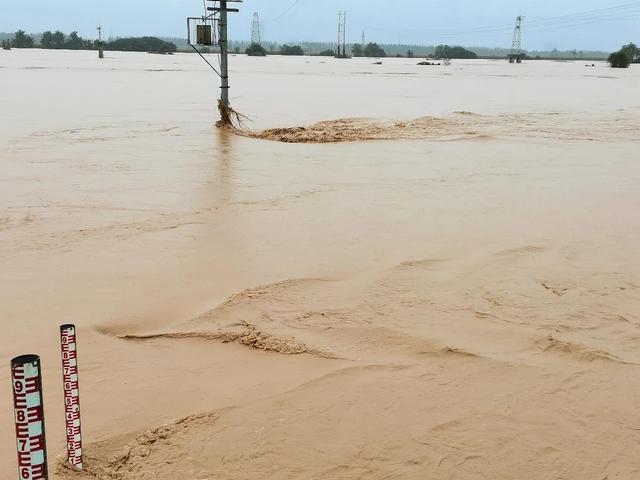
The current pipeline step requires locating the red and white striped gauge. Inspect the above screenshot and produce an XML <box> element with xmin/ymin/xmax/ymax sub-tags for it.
<box><xmin>60</xmin><ymin>324</ymin><xmax>83</xmax><ymax>470</ymax></box>
<box><xmin>11</xmin><ymin>354</ymin><xmax>49</xmax><ymax>480</ymax></box>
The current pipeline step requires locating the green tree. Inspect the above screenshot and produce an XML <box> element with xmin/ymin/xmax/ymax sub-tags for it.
<box><xmin>620</xmin><ymin>42</ymin><xmax>639</xmax><ymax>63</ymax></box>
<box><xmin>64</xmin><ymin>31</ymin><xmax>84</xmax><ymax>50</ymax></box>
<box><xmin>319</xmin><ymin>49</ymin><xmax>336</xmax><ymax>56</ymax></box>
<box><xmin>351</xmin><ymin>44</ymin><xmax>363</xmax><ymax>57</ymax></box>
<box><xmin>608</xmin><ymin>50</ymin><xmax>630</xmax><ymax>68</ymax></box>
<box><xmin>40</xmin><ymin>31</ymin><xmax>53</xmax><ymax>48</ymax></box>
<box><xmin>407</xmin><ymin>49</ymin><xmax>414</xmax><ymax>58</ymax></box>
<box><xmin>246</xmin><ymin>42</ymin><xmax>267</xmax><ymax>56</ymax></box>
<box><xmin>434</xmin><ymin>45</ymin><xmax>478</xmax><ymax>59</ymax></box>
<box><xmin>281</xmin><ymin>44</ymin><xmax>304</xmax><ymax>55</ymax></box>
<box><xmin>41</xmin><ymin>30</ymin><xmax>66</xmax><ymax>49</ymax></box>
<box><xmin>12</xmin><ymin>30</ymin><xmax>34</xmax><ymax>48</ymax></box>
<box><xmin>363</xmin><ymin>42</ymin><xmax>386</xmax><ymax>58</ymax></box>
<box><xmin>106</xmin><ymin>37</ymin><xmax>177</xmax><ymax>53</ymax></box>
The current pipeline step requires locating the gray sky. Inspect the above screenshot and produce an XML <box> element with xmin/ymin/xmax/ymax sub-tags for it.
<box><xmin>2</xmin><ymin>0</ymin><xmax>639</xmax><ymax>50</ymax></box>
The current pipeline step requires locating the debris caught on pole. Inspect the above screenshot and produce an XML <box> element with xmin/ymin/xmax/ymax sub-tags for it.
<box><xmin>60</xmin><ymin>324</ymin><xmax>83</xmax><ymax>470</ymax></box>
<box><xmin>11</xmin><ymin>354</ymin><xmax>49</xmax><ymax>480</ymax></box>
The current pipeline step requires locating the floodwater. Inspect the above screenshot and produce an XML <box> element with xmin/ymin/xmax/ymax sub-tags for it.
<box><xmin>1</xmin><ymin>49</ymin><xmax>640</xmax><ymax>478</ymax></box>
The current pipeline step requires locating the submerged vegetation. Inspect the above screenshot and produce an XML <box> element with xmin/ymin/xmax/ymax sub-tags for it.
<box><xmin>619</xmin><ymin>42</ymin><xmax>639</xmax><ymax>63</ymax></box>
<box><xmin>8</xmin><ymin>30</ymin><xmax>34</xmax><ymax>48</ymax></box>
<box><xmin>608</xmin><ymin>51</ymin><xmax>630</xmax><ymax>68</ymax></box>
<box><xmin>280</xmin><ymin>44</ymin><xmax>305</xmax><ymax>55</ymax></box>
<box><xmin>364</xmin><ymin>43</ymin><xmax>387</xmax><ymax>58</ymax></box>
<box><xmin>608</xmin><ymin>42</ymin><xmax>638</xmax><ymax>68</ymax></box>
<box><xmin>434</xmin><ymin>45</ymin><xmax>478</xmax><ymax>59</ymax></box>
<box><xmin>350</xmin><ymin>43</ymin><xmax>387</xmax><ymax>58</ymax></box>
<box><xmin>245</xmin><ymin>42</ymin><xmax>267</xmax><ymax>56</ymax></box>
<box><xmin>106</xmin><ymin>37</ymin><xmax>176</xmax><ymax>53</ymax></box>
<box><xmin>2</xmin><ymin>29</ymin><xmax>176</xmax><ymax>53</ymax></box>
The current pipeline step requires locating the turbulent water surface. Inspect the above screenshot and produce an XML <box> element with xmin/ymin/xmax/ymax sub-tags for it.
<box><xmin>1</xmin><ymin>49</ymin><xmax>640</xmax><ymax>479</ymax></box>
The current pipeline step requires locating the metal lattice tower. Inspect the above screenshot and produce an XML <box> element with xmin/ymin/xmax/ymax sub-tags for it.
<box><xmin>510</xmin><ymin>16</ymin><xmax>523</xmax><ymax>56</ymax></box>
<box><xmin>361</xmin><ymin>30</ymin><xmax>366</xmax><ymax>46</ymax></box>
<box><xmin>251</xmin><ymin>12</ymin><xmax>261</xmax><ymax>45</ymax></box>
<box><xmin>337</xmin><ymin>11</ymin><xmax>347</xmax><ymax>57</ymax></box>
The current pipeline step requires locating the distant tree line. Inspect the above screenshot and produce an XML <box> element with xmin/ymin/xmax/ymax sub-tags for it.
<box><xmin>242</xmin><ymin>41</ymin><xmax>395</xmax><ymax>59</ymax></box>
<box><xmin>2</xmin><ymin>30</ymin><xmax>176</xmax><ymax>53</ymax></box>
<box><xmin>3</xmin><ymin>30</ymin><xmax>618</xmax><ymax>61</ymax></box>
<box><xmin>238</xmin><ymin>41</ymin><xmax>476</xmax><ymax>59</ymax></box>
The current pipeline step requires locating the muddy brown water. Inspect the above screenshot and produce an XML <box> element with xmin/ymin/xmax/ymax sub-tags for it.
<box><xmin>1</xmin><ymin>49</ymin><xmax>639</xmax><ymax>478</ymax></box>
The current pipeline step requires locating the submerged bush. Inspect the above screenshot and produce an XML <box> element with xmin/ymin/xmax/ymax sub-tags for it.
<box><xmin>246</xmin><ymin>43</ymin><xmax>267</xmax><ymax>56</ymax></box>
<box><xmin>363</xmin><ymin>42</ymin><xmax>387</xmax><ymax>58</ymax></box>
<box><xmin>434</xmin><ymin>45</ymin><xmax>478</xmax><ymax>59</ymax></box>
<box><xmin>281</xmin><ymin>44</ymin><xmax>304</xmax><ymax>56</ymax></box>
<box><xmin>106</xmin><ymin>37</ymin><xmax>177</xmax><ymax>54</ymax></box>
<box><xmin>608</xmin><ymin>51</ymin><xmax>630</xmax><ymax>68</ymax></box>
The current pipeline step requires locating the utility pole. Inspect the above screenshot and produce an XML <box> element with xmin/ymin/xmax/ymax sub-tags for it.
<box><xmin>342</xmin><ymin>12</ymin><xmax>346</xmax><ymax>56</ymax></box>
<box><xmin>188</xmin><ymin>1</ymin><xmax>241</xmax><ymax>122</ymax></box>
<box><xmin>219</xmin><ymin>1</ymin><xmax>230</xmax><ymax>108</ymax></box>
<box><xmin>97</xmin><ymin>26</ymin><xmax>104</xmax><ymax>58</ymax></box>
<box><xmin>336</xmin><ymin>11</ymin><xmax>347</xmax><ymax>58</ymax></box>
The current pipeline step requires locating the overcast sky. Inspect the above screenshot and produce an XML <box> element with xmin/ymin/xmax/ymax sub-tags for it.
<box><xmin>1</xmin><ymin>0</ymin><xmax>638</xmax><ymax>50</ymax></box>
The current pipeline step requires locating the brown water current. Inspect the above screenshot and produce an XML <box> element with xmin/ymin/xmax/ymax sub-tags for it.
<box><xmin>1</xmin><ymin>49</ymin><xmax>640</xmax><ymax>479</ymax></box>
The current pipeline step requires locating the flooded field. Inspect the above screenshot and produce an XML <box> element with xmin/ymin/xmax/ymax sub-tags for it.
<box><xmin>1</xmin><ymin>49</ymin><xmax>640</xmax><ymax>478</ymax></box>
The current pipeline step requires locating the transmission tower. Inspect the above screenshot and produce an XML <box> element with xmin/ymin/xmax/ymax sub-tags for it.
<box><xmin>361</xmin><ymin>31</ymin><xmax>366</xmax><ymax>46</ymax></box>
<box><xmin>509</xmin><ymin>15</ymin><xmax>524</xmax><ymax>63</ymax></box>
<box><xmin>251</xmin><ymin>12</ymin><xmax>261</xmax><ymax>45</ymax></box>
<box><xmin>336</xmin><ymin>11</ymin><xmax>347</xmax><ymax>58</ymax></box>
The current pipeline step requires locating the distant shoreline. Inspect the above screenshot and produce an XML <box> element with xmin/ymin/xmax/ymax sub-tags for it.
<box><xmin>0</xmin><ymin>31</ymin><xmax>612</xmax><ymax>60</ymax></box>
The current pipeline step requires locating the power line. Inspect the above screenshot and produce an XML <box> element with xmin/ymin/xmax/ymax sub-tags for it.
<box><xmin>364</xmin><ymin>1</ymin><xmax>640</xmax><ymax>37</ymax></box>
<box><xmin>262</xmin><ymin>0</ymin><xmax>304</xmax><ymax>23</ymax></box>
<box><xmin>525</xmin><ymin>1</ymin><xmax>640</xmax><ymax>26</ymax></box>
